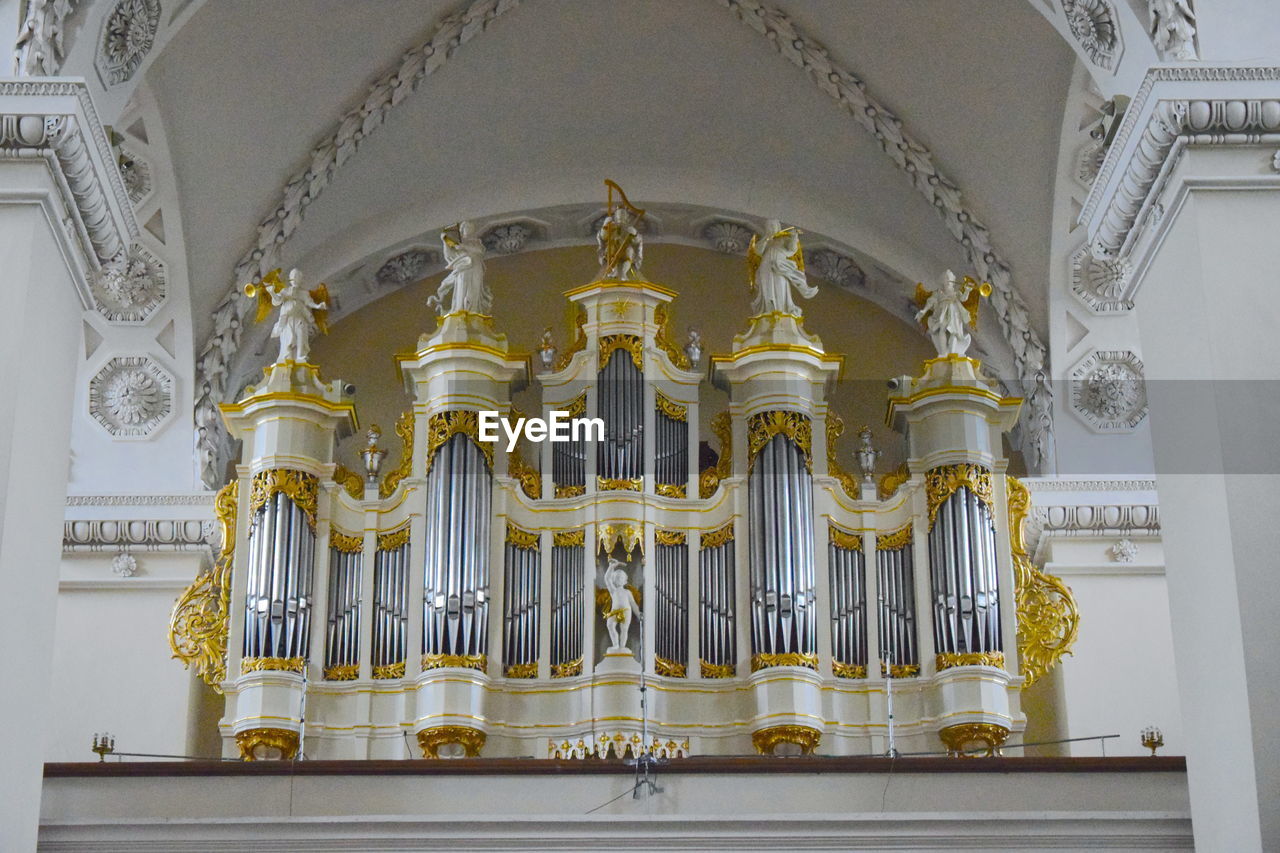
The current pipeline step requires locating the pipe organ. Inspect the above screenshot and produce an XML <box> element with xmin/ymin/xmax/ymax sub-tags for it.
<box><xmin>177</xmin><ymin>208</ymin><xmax>1080</xmax><ymax>762</ymax></box>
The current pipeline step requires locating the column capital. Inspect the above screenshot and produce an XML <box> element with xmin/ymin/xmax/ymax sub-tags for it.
<box><xmin>1083</xmin><ymin>64</ymin><xmax>1280</xmax><ymax>283</ymax></box>
<box><xmin>0</xmin><ymin>77</ymin><xmax>138</xmax><ymax>305</ymax></box>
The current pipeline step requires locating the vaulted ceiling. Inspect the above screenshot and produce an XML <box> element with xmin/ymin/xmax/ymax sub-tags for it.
<box><xmin>124</xmin><ymin>0</ymin><xmax>1072</xmax><ymax>354</ymax></box>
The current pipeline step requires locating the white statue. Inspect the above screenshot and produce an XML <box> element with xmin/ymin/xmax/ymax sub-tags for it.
<box><xmin>603</xmin><ymin>559</ymin><xmax>640</xmax><ymax>651</ymax></box>
<box><xmin>597</xmin><ymin>206</ymin><xmax>644</xmax><ymax>280</ymax></box>
<box><xmin>431</xmin><ymin>221</ymin><xmax>492</xmax><ymax>316</ymax></box>
<box><xmin>913</xmin><ymin>270</ymin><xmax>990</xmax><ymax>357</ymax></box>
<box><xmin>1149</xmin><ymin>0</ymin><xmax>1197</xmax><ymax>61</ymax></box>
<box><xmin>245</xmin><ymin>268</ymin><xmax>330</xmax><ymax>364</ymax></box>
<box><xmin>747</xmin><ymin>219</ymin><xmax>818</xmax><ymax>316</ymax></box>
<box><xmin>856</xmin><ymin>426</ymin><xmax>880</xmax><ymax>484</ymax></box>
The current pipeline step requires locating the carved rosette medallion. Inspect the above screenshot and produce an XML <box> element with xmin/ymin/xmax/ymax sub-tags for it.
<box><xmin>1062</xmin><ymin>0</ymin><xmax>1121</xmax><ymax>70</ymax></box>
<box><xmin>96</xmin><ymin>0</ymin><xmax>162</xmax><ymax>86</ymax></box>
<box><xmin>1070</xmin><ymin>247</ymin><xmax>1132</xmax><ymax>314</ymax></box>
<box><xmin>1069</xmin><ymin>349</ymin><xmax>1147</xmax><ymax>432</ymax></box>
<box><xmin>88</xmin><ymin>355</ymin><xmax>174</xmax><ymax>438</ymax></box>
<box><xmin>375</xmin><ymin>248</ymin><xmax>438</xmax><ymax>287</ymax></box>
<box><xmin>92</xmin><ymin>244</ymin><xmax>167</xmax><ymax>322</ymax></box>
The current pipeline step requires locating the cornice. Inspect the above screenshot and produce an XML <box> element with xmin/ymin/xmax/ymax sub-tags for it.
<box><xmin>1083</xmin><ymin>65</ymin><xmax>1280</xmax><ymax>266</ymax></box>
<box><xmin>63</xmin><ymin>518</ymin><xmax>214</xmax><ymax>553</ymax></box>
<box><xmin>66</xmin><ymin>493</ymin><xmax>215</xmax><ymax>507</ymax></box>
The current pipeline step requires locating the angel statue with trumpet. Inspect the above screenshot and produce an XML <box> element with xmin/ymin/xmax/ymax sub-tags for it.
<box><xmin>747</xmin><ymin>219</ymin><xmax>818</xmax><ymax>316</ymax></box>
<box><xmin>913</xmin><ymin>269</ymin><xmax>992</xmax><ymax>357</ymax></box>
<box><xmin>244</xmin><ymin>268</ymin><xmax>330</xmax><ymax>364</ymax></box>
<box><xmin>430</xmin><ymin>220</ymin><xmax>492</xmax><ymax>316</ymax></box>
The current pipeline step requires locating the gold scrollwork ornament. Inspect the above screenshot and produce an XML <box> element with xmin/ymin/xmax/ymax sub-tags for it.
<box><xmin>506</xmin><ymin>523</ymin><xmax>540</xmax><ymax>550</ymax></box>
<box><xmin>751</xmin><ymin>652</ymin><xmax>818</xmax><ymax>672</ymax></box>
<box><xmin>654</xmin><ymin>303</ymin><xmax>692</xmax><ymax>370</ymax></box>
<box><xmin>747</xmin><ymin>410</ymin><xmax>812</xmax><ymax>472</ymax></box>
<box><xmin>379</xmin><ymin>410</ymin><xmax>415</xmax><ymax>499</ymax></box>
<box><xmin>250</xmin><ymin>468</ymin><xmax>318</xmax><ymax>527</ymax></box>
<box><xmin>825</xmin><ymin>415</ymin><xmax>861</xmax><ymax>499</ymax></box>
<box><xmin>417</xmin><ymin>725</ymin><xmax>486</xmax><ymax>759</ymax></box>
<box><xmin>424</xmin><ymin>410</ymin><xmax>495</xmax><ymax>478</ymax></box>
<box><xmin>236</xmin><ymin>727</ymin><xmax>299</xmax><ymax>761</ymax></box>
<box><xmin>925</xmin><ymin>463</ymin><xmax>993</xmax><ymax>526</ymax></box>
<box><xmin>169</xmin><ymin>480</ymin><xmax>238</xmax><ymax>691</ymax></box>
<box><xmin>752</xmin><ymin>725</ymin><xmax>821</xmax><ymax>756</ymax></box>
<box><xmin>698</xmin><ymin>410</ymin><xmax>733</xmax><ymax>499</ymax></box>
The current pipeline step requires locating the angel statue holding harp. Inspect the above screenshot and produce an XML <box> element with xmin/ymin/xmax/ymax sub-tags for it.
<box><xmin>913</xmin><ymin>269</ymin><xmax>992</xmax><ymax>357</ymax></box>
<box><xmin>747</xmin><ymin>219</ymin><xmax>818</xmax><ymax>316</ymax></box>
<box><xmin>430</xmin><ymin>220</ymin><xmax>492</xmax><ymax>316</ymax></box>
<box><xmin>244</xmin><ymin>267</ymin><xmax>330</xmax><ymax>364</ymax></box>
<box><xmin>596</xmin><ymin>180</ymin><xmax>645</xmax><ymax>281</ymax></box>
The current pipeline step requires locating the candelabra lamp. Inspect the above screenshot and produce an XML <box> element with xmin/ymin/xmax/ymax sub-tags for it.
<box><xmin>91</xmin><ymin>732</ymin><xmax>115</xmax><ymax>762</ymax></box>
<box><xmin>1141</xmin><ymin>725</ymin><xmax>1164</xmax><ymax>756</ymax></box>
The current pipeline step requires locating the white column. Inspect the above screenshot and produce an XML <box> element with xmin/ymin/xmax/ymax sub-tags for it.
<box><xmin>0</xmin><ymin>82</ymin><xmax>135</xmax><ymax>852</ymax></box>
<box><xmin>1084</xmin><ymin>67</ymin><xmax>1280</xmax><ymax>852</ymax></box>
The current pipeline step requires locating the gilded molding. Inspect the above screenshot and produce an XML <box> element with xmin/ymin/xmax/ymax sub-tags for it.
<box><xmin>832</xmin><ymin>660</ymin><xmax>867</xmax><ymax>679</ymax></box>
<box><xmin>324</xmin><ymin>663</ymin><xmax>359</xmax><ymax>681</ymax></box>
<box><xmin>653</xmin><ymin>303</ymin><xmax>691</xmax><ymax>370</ymax></box>
<box><xmin>168</xmin><ymin>480</ymin><xmax>238</xmax><ymax>691</ymax></box>
<box><xmin>936</xmin><ymin>651</ymin><xmax>1005</xmax><ymax>671</ymax></box>
<box><xmin>598</xmin><ymin>334</ymin><xmax>644</xmax><ymax>370</ymax></box>
<box><xmin>425</xmin><ymin>410</ymin><xmax>495</xmax><ymax>477</ymax></box>
<box><xmin>505</xmin><ymin>522</ymin><xmax>540</xmax><ymax>551</ymax></box>
<box><xmin>332</xmin><ymin>464</ymin><xmax>364</xmax><ymax>500</ymax></box>
<box><xmin>555</xmin><ymin>483</ymin><xmax>586</xmax><ymax>498</ymax></box>
<box><xmin>422</xmin><ymin>652</ymin><xmax>487</xmax><ymax>672</ymax></box>
<box><xmin>876</xmin><ymin>523</ymin><xmax>914</xmax><ymax>552</ymax></box>
<box><xmin>698</xmin><ymin>411</ymin><xmax>734</xmax><ymax>499</ymax></box>
<box><xmin>329</xmin><ymin>529</ymin><xmax>364</xmax><ymax>554</ymax></box>
<box><xmin>418</xmin><ymin>725</ymin><xmax>486</xmax><ymax>759</ymax></box>
<box><xmin>752</xmin><ymin>724</ymin><xmax>821</xmax><ymax>756</ymax></box>
<box><xmin>751</xmin><ymin>652</ymin><xmax>818</xmax><ymax>672</ymax></box>
<box><xmin>236</xmin><ymin>727</ymin><xmax>299</xmax><ymax>761</ymax></box>
<box><xmin>655</xmin><ymin>656</ymin><xmax>687</xmax><ymax>678</ymax></box>
<box><xmin>553</xmin><ymin>529</ymin><xmax>585</xmax><ymax>548</ymax></box>
<box><xmin>700</xmin><ymin>523</ymin><xmax>735</xmax><ymax>550</ymax></box>
<box><xmin>504</xmin><ymin>661</ymin><xmax>538</xmax><ymax>679</ymax></box>
<box><xmin>379</xmin><ymin>410</ymin><xmax>415</xmax><ymax>499</ymax></box>
<box><xmin>938</xmin><ymin>722</ymin><xmax>1009</xmax><ymax>758</ymax></box>
<box><xmin>372</xmin><ymin>661</ymin><xmax>405</xmax><ymax>680</ymax></box>
<box><xmin>881</xmin><ymin>662</ymin><xmax>920</xmax><ymax>679</ymax></box>
<box><xmin>747</xmin><ymin>410</ymin><xmax>812</xmax><ymax>473</ymax></box>
<box><xmin>828</xmin><ymin>523</ymin><xmax>862</xmax><ymax>552</ymax></box>
<box><xmin>825</xmin><ymin>416</ymin><xmax>861</xmax><ymax>500</ymax></box>
<box><xmin>655</xmin><ymin>529</ymin><xmax>687</xmax><ymax>547</ymax></box>
<box><xmin>377</xmin><ymin>525</ymin><xmax>411</xmax><ymax>551</ymax></box>
<box><xmin>1008</xmin><ymin>476</ymin><xmax>1080</xmax><ymax>688</ymax></box>
<box><xmin>250</xmin><ymin>469</ymin><xmax>318</xmax><ymax>528</ymax></box>
<box><xmin>552</xmin><ymin>657</ymin><xmax>583</xmax><ymax>678</ymax></box>
<box><xmin>655</xmin><ymin>391</ymin><xmax>689</xmax><ymax>423</ymax></box>
<box><xmin>700</xmin><ymin>659</ymin><xmax>736</xmax><ymax>678</ymax></box>
<box><xmin>655</xmin><ymin>481</ymin><xmax>687</xmax><ymax>498</ymax></box>
<box><xmin>597</xmin><ymin>476</ymin><xmax>643</xmax><ymax>492</ymax></box>
<box><xmin>241</xmin><ymin>656</ymin><xmax>305</xmax><ymax>675</ymax></box>
<box><xmin>925</xmin><ymin>464</ymin><xmax>993</xmax><ymax>527</ymax></box>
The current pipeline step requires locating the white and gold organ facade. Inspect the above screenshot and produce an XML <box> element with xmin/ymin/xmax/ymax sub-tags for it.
<box><xmin>171</xmin><ymin>190</ymin><xmax>1079</xmax><ymax>761</ymax></box>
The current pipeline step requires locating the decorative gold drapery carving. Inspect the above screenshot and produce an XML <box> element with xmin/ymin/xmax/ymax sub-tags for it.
<box><xmin>878</xmin><ymin>462</ymin><xmax>910</xmax><ymax>500</ymax></box>
<box><xmin>377</xmin><ymin>525</ymin><xmax>411</xmax><ymax>551</ymax></box>
<box><xmin>250</xmin><ymin>469</ymin><xmax>318</xmax><ymax>528</ymax></box>
<box><xmin>876</xmin><ymin>523</ymin><xmax>914</xmax><ymax>552</ymax></box>
<box><xmin>424</xmin><ymin>410</ymin><xmax>495</xmax><ymax>477</ymax></box>
<box><xmin>1007</xmin><ymin>475</ymin><xmax>1079</xmax><ymax>688</ymax></box>
<box><xmin>939</xmin><ymin>722</ymin><xmax>1009</xmax><ymax>758</ymax></box>
<box><xmin>654</xmin><ymin>303</ymin><xmax>691</xmax><ymax>370</ymax></box>
<box><xmin>698</xmin><ymin>410</ymin><xmax>733</xmax><ymax>499</ymax></box>
<box><xmin>561</xmin><ymin>392</ymin><xmax>587</xmax><ymax>419</ymax></box>
<box><xmin>555</xmin><ymin>484</ymin><xmax>586</xmax><ymax>498</ymax></box>
<box><xmin>935</xmin><ymin>651</ymin><xmax>1006</xmax><ymax>671</ymax></box>
<box><xmin>881</xmin><ymin>662</ymin><xmax>920</xmax><ymax>678</ymax></box>
<box><xmin>832</xmin><ymin>661</ymin><xmax>867</xmax><ymax>679</ymax></box>
<box><xmin>552</xmin><ymin>657</ymin><xmax>583</xmax><ymax>678</ymax></box>
<box><xmin>752</xmin><ymin>725</ymin><xmax>821</xmax><ymax>755</ymax></box>
<box><xmin>379</xmin><ymin>410</ymin><xmax>414</xmax><ymax>499</ymax></box>
<box><xmin>506</xmin><ymin>406</ymin><xmax>542</xmax><ymax>499</ymax></box>
<box><xmin>597</xmin><ymin>476</ymin><xmax>643</xmax><ymax>492</ymax></box>
<box><xmin>699</xmin><ymin>523</ymin><xmax>734</xmax><ymax>550</ymax></box>
<box><xmin>241</xmin><ymin>656</ymin><xmax>305</xmax><ymax>674</ymax></box>
<box><xmin>553</xmin><ymin>305</ymin><xmax>588</xmax><ymax>372</ymax></box>
<box><xmin>825</xmin><ymin>415</ymin><xmax>860</xmax><ymax>499</ymax></box>
<box><xmin>169</xmin><ymin>480</ymin><xmax>238</xmax><ymax>691</ymax></box>
<box><xmin>655</xmin><ymin>529</ymin><xmax>687</xmax><ymax>546</ymax></box>
<box><xmin>324</xmin><ymin>663</ymin><xmax>359</xmax><ymax>681</ymax></box>
<box><xmin>598</xmin><ymin>523</ymin><xmax>643</xmax><ymax>556</ymax></box>
<box><xmin>747</xmin><ymin>410</ymin><xmax>812</xmax><ymax>472</ymax></box>
<box><xmin>700</xmin><ymin>660</ymin><xmax>735</xmax><ymax>678</ymax></box>
<box><xmin>506</xmin><ymin>522</ymin><xmax>540</xmax><ymax>550</ymax></box>
<box><xmin>655</xmin><ymin>482</ymin><xmax>687</xmax><ymax>498</ymax></box>
<box><xmin>372</xmin><ymin>661</ymin><xmax>405</xmax><ymax>679</ymax></box>
<box><xmin>505</xmin><ymin>661</ymin><xmax>538</xmax><ymax>679</ymax></box>
<box><xmin>332</xmin><ymin>464</ymin><xmax>364</xmax><ymax>500</ymax></box>
<box><xmin>329</xmin><ymin>529</ymin><xmax>364</xmax><ymax>553</ymax></box>
<box><xmin>655</xmin><ymin>391</ymin><xmax>688</xmax><ymax>423</ymax></box>
<box><xmin>598</xmin><ymin>334</ymin><xmax>644</xmax><ymax>370</ymax></box>
<box><xmin>924</xmin><ymin>463</ymin><xmax>993</xmax><ymax>526</ymax></box>
<box><xmin>553</xmin><ymin>529</ymin><xmax>585</xmax><ymax>547</ymax></box>
<box><xmin>828</xmin><ymin>523</ymin><xmax>863</xmax><ymax>551</ymax></box>
<box><xmin>421</xmin><ymin>652</ymin><xmax>487</xmax><ymax>672</ymax></box>
<box><xmin>418</xmin><ymin>725</ymin><xmax>486</xmax><ymax>758</ymax></box>
<box><xmin>751</xmin><ymin>652</ymin><xmax>818</xmax><ymax>672</ymax></box>
<box><xmin>236</xmin><ymin>727</ymin><xmax>299</xmax><ymax>761</ymax></box>
<box><xmin>655</xmin><ymin>656</ymin><xmax>687</xmax><ymax>677</ymax></box>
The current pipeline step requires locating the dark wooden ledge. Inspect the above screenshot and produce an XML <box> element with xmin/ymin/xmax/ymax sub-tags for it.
<box><xmin>46</xmin><ymin>755</ymin><xmax>1186</xmax><ymax>778</ymax></box>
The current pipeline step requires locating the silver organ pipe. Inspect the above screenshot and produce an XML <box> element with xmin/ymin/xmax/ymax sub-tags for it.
<box><xmin>324</xmin><ymin>537</ymin><xmax>363</xmax><ymax>675</ymax></box>
<box><xmin>747</xmin><ymin>430</ymin><xmax>816</xmax><ymax>662</ymax></box>
<box><xmin>552</xmin><ymin>394</ymin><xmax>587</xmax><ymax>497</ymax></box>
<box><xmin>654</xmin><ymin>394</ymin><xmax>689</xmax><ymax>495</ymax></box>
<box><xmin>654</xmin><ymin>532</ymin><xmax>689</xmax><ymax>675</ymax></box>
<box><xmin>422</xmin><ymin>431</ymin><xmax>493</xmax><ymax>660</ymax></box>
<box><xmin>927</xmin><ymin>479</ymin><xmax>1002</xmax><ymax>655</ymax></box>
<box><xmin>550</xmin><ymin>532</ymin><xmax>585</xmax><ymax>674</ymax></box>
<box><xmin>372</xmin><ymin>531</ymin><xmax>410</xmax><ymax>672</ymax></box>
<box><xmin>827</xmin><ymin>528</ymin><xmax>867</xmax><ymax>676</ymax></box>
<box><xmin>502</xmin><ymin>525</ymin><xmax>541</xmax><ymax>676</ymax></box>
<box><xmin>876</xmin><ymin>527</ymin><xmax>918</xmax><ymax>671</ymax></box>
<box><xmin>698</xmin><ymin>526</ymin><xmax>736</xmax><ymax>674</ymax></box>
<box><xmin>243</xmin><ymin>487</ymin><xmax>315</xmax><ymax>661</ymax></box>
<box><xmin>597</xmin><ymin>345</ymin><xmax>644</xmax><ymax>486</ymax></box>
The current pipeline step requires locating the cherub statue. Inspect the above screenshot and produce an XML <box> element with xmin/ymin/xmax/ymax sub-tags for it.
<box><xmin>597</xmin><ymin>180</ymin><xmax>645</xmax><ymax>280</ymax></box>
<box><xmin>856</xmin><ymin>426</ymin><xmax>879</xmax><ymax>484</ymax></box>
<box><xmin>603</xmin><ymin>558</ymin><xmax>641</xmax><ymax>651</ymax></box>
<box><xmin>244</xmin><ymin>268</ymin><xmax>330</xmax><ymax>364</ymax></box>
<box><xmin>1149</xmin><ymin>0</ymin><xmax>1197</xmax><ymax>61</ymax></box>
<box><xmin>913</xmin><ymin>270</ymin><xmax>991</xmax><ymax>357</ymax></box>
<box><xmin>747</xmin><ymin>219</ymin><xmax>818</xmax><ymax>316</ymax></box>
<box><xmin>429</xmin><ymin>221</ymin><xmax>492</xmax><ymax>316</ymax></box>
